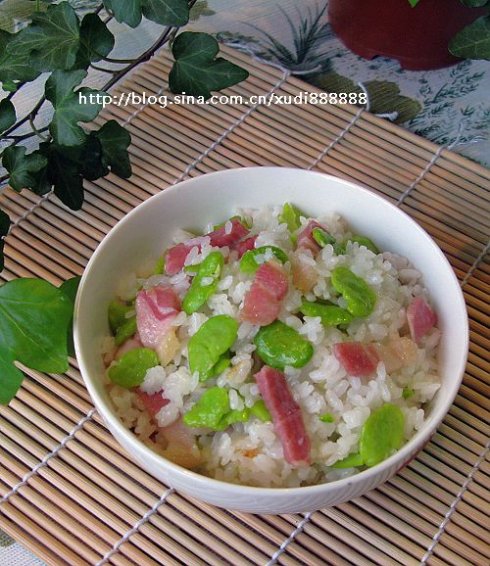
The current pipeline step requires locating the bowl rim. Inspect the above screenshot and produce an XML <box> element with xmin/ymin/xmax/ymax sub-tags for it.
<box><xmin>74</xmin><ymin>167</ymin><xmax>469</xmax><ymax>497</ymax></box>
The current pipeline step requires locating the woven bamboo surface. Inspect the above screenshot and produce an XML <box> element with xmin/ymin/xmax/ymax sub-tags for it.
<box><xmin>0</xmin><ymin>46</ymin><xmax>489</xmax><ymax>566</ymax></box>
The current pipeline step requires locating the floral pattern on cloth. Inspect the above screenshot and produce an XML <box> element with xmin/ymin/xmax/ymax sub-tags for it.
<box><xmin>194</xmin><ymin>1</ymin><xmax>490</xmax><ymax>166</ymax></box>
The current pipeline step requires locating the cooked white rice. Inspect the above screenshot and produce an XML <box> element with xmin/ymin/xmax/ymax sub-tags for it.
<box><xmin>105</xmin><ymin>206</ymin><xmax>440</xmax><ymax>487</ymax></box>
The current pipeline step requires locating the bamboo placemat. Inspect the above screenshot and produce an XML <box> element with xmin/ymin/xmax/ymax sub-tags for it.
<box><xmin>0</xmin><ymin>46</ymin><xmax>488</xmax><ymax>566</ymax></box>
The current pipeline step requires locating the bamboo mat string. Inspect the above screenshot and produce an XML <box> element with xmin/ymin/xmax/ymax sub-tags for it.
<box><xmin>420</xmin><ymin>439</ymin><xmax>490</xmax><ymax>564</ymax></box>
<box><xmin>308</xmin><ymin>106</ymin><xmax>365</xmax><ymax>170</ymax></box>
<box><xmin>171</xmin><ymin>70</ymin><xmax>291</xmax><ymax>186</ymax></box>
<box><xmin>0</xmin><ymin>408</ymin><xmax>96</xmax><ymax>505</ymax></box>
<box><xmin>95</xmin><ymin>488</ymin><xmax>174</xmax><ymax>566</ymax></box>
<box><xmin>266</xmin><ymin>512</ymin><xmax>314</xmax><ymax>566</ymax></box>
<box><xmin>460</xmin><ymin>239</ymin><xmax>490</xmax><ymax>288</ymax></box>
<box><xmin>397</xmin><ymin>125</ymin><xmax>466</xmax><ymax>207</ymax></box>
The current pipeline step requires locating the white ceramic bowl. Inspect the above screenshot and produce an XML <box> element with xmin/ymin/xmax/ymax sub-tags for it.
<box><xmin>74</xmin><ymin>167</ymin><xmax>468</xmax><ymax>514</ymax></box>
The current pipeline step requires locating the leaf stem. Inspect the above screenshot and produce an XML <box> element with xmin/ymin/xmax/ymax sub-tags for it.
<box><xmin>28</xmin><ymin>116</ymin><xmax>49</xmax><ymax>142</ymax></box>
<box><xmin>2</xmin><ymin>97</ymin><xmax>46</xmax><ymax>139</ymax></box>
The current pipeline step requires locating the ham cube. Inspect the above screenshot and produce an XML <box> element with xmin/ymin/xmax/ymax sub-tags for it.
<box><xmin>334</xmin><ymin>342</ymin><xmax>380</xmax><ymax>377</ymax></box>
<box><xmin>254</xmin><ymin>261</ymin><xmax>288</xmax><ymax>301</ymax></box>
<box><xmin>255</xmin><ymin>366</ymin><xmax>310</xmax><ymax>466</ymax></box>
<box><xmin>407</xmin><ymin>297</ymin><xmax>437</xmax><ymax>344</ymax></box>
<box><xmin>208</xmin><ymin>218</ymin><xmax>249</xmax><ymax>248</ymax></box>
<box><xmin>241</xmin><ymin>261</ymin><xmax>289</xmax><ymax>326</ymax></box>
<box><xmin>136</xmin><ymin>286</ymin><xmax>181</xmax><ymax>349</ymax></box>
<box><xmin>165</xmin><ymin>219</ymin><xmax>249</xmax><ymax>275</ymax></box>
<box><xmin>291</xmin><ymin>251</ymin><xmax>318</xmax><ymax>292</ymax></box>
<box><xmin>137</xmin><ymin>390</ymin><xmax>169</xmax><ymax>416</ymax></box>
<box><xmin>165</xmin><ymin>243</ymin><xmax>192</xmax><ymax>275</ymax></box>
<box><xmin>234</xmin><ymin>235</ymin><xmax>257</xmax><ymax>258</ymax></box>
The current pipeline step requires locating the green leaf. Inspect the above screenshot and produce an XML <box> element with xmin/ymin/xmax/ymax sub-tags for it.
<box><xmin>6</xmin><ymin>3</ymin><xmax>81</xmax><ymax>71</ymax></box>
<box><xmin>2</xmin><ymin>80</ymin><xmax>18</xmax><ymax>93</ymax></box>
<box><xmin>93</xmin><ymin>120</ymin><xmax>132</xmax><ymax>178</ymax></box>
<box><xmin>45</xmin><ymin>70</ymin><xmax>104</xmax><ymax>146</ymax></box>
<box><xmin>0</xmin><ymin>30</ymin><xmax>42</xmax><ymax>83</ymax></box>
<box><xmin>169</xmin><ymin>32</ymin><xmax>249</xmax><ymax>99</ymax></box>
<box><xmin>0</xmin><ymin>99</ymin><xmax>16</xmax><ymax>134</ymax></box>
<box><xmin>0</xmin><ymin>278</ymin><xmax>73</xmax><ymax>373</ymax></box>
<box><xmin>0</xmin><ymin>347</ymin><xmax>25</xmax><ymax>405</ymax></box>
<box><xmin>142</xmin><ymin>0</ymin><xmax>189</xmax><ymax>26</ymax></box>
<box><xmin>76</xmin><ymin>13</ymin><xmax>115</xmax><ymax>69</ymax></box>
<box><xmin>407</xmin><ymin>0</ymin><xmax>421</xmax><ymax>6</ymax></box>
<box><xmin>2</xmin><ymin>146</ymin><xmax>48</xmax><ymax>192</ymax></box>
<box><xmin>449</xmin><ymin>15</ymin><xmax>490</xmax><ymax>60</ymax></box>
<box><xmin>60</xmin><ymin>276</ymin><xmax>81</xmax><ymax>357</ymax></box>
<box><xmin>0</xmin><ymin>209</ymin><xmax>11</xmax><ymax>272</ymax></box>
<box><xmin>103</xmin><ymin>0</ymin><xmax>143</xmax><ymax>28</ymax></box>
<box><xmin>46</xmin><ymin>144</ymin><xmax>84</xmax><ymax>210</ymax></box>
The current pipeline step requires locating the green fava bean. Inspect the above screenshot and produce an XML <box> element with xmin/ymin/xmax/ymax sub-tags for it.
<box><xmin>250</xmin><ymin>400</ymin><xmax>271</xmax><ymax>422</ymax></box>
<box><xmin>240</xmin><ymin>246</ymin><xmax>288</xmax><ymax>274</ymax></box>
<box><xmin>221</xmin><ymin>407</ymin><xmax>250</xmax><ymax>428</ymax></box>
<box><xmin>319</xmin><ymin>412</ymin><xmax>335</xmax><ymax>423</ymax></box>
<box><xmin>153</xmin><ymin>256</ymin><xmax>165</xmax><ymax>275</ymax></box>
<box><xmin>183</xmin><ymin>386</ymin><xmax>230</xmax><ymax>430</ymax></box>
<box><xmin>108</xmin><ymin>300</ymin><xmax>132</xmax><ymax>333</ymax></box>
<box><xmin>254</xmin><ymin>320</ymin><xmax>314</xmax><ymax>369</ymax></box>
<box><xmin>279</xmin><ymin>202</ymin><xmax>303</xmax><ymax>233</ymax></box>
<box><xmin>359</xmin><ymin>403</ymin><xmax>405</xmax><ymax>467</ymax></box>
<box><xmin>182</xmin><ymin>251</ymin><xmax>224</xmax><ymax>314</ymax></box>
<box><xmin>108</xmin><ymin>347</ymin><xmax>159</xmax><ymax>388</ymax></box>
<box><xmin>331</xmin><ymin>266</ymin><xmax>376</xmax><ymax>318</ymax></box>
<box><xmin>348</xmin><ymin>235</ymin><xmax>379</xmax><ymax>254</ymax></box>
<box><xmin>311</xmin><ymin>227</ymin><xmax>336</xmax><ymax>248</ymax></box>
<box><xmin>331</xmin><ymin>452</ymin><xmax>365</xmax><ymax>469</ymax></box>
<box><xmin>300</xmin><ymin>301</ymin><xmax>353</xmax><ymax>327</ymax></box>
<box><xmin>188</xmin><ymin>315</ymin><xmax>239</xmax><ymax>381</ymax></box>
<box><xmin>114</xmin><ymin>317</ymin><xmax>137</xmax><ymax>346</ymax></box>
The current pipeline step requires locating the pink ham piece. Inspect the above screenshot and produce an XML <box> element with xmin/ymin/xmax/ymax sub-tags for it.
<box><xmin>208</xmin><ymin>218</ymin><xmax>249</xmax><ymax>248</ymax></box>
<box><xmin>234</xmin><ymin>235</ymin><xmax>257</xmax><ymax>258</ymax></box>
<box><xmin>296</xmin><ymin>220</ymin><xmax>326</xmax><ymax>255</ymax></box>
<box><xmin>137</xmin><ymin>390</ymin><xmax>169</xmax><ymax>416</ymax></box>
<box><xmin>135</xmin><ymin>285</ymin><xmax>181</xmax><ymax>349</ymax></box>
<box><xmin>165</xmin><ymin>243</ymin><xmax>192</xmax><ymax>276</ymax></box>
<box><xmin>164</xmin><ymin>219</ymin><xmax>250</xmax><ymax>275</ymax></box>
<box><xmin>255</xmin><ymin>366</ymin><xmax>310</xmax><ymax>466</ymax></box>
<box><xmin>241</xmin><ymin>261</ymin><xmax>288</xmax><ymax>326</ymax></box>
<box><xmin>407</xmin><ymin>297</ymin><xmax>437</xmax><ymax>344</ymax></box>
<box><xmin>334</xmin><ymin>342</ymin><xmax>380</xmax><ymax>377</ymax></box>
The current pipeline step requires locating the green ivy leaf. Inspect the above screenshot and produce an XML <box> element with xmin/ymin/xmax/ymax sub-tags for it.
<box><xmin>6</xmin><ymin>3</ymin><xmax>81</xmax><ymax>71</ymax></box>
<box><xmin>2</xmin><ymin>146</ymin><xmax>48</xmax><ymax>192</ymax></box>
<box><xmin>449</xmin><ymin>15</ymin><xmax>490</xmax><ymax>60</ymax></box>
<box><xmin>0</xmin><ymin>31</ymin><xmax>42</xmax><ymax>83</ymax></box>
<box><xmin>0</xmin><ymin>209</ymin><xmax>11</xmax><ymax>272</ymax></box>
<box><xmin>0</xmin><ymin>347</ymin><xmax>25</xmax><ymax>405</ymax></box>
<box><xmin>60</xmin><ymin>276</ymin><xmax>81</xmax><ymax>357</ymax></box>
<box><xmin>0</xmin><ymin>278</ymin><xmax>73</xmax><ymax>374</ymax></box>
<box><xmin>46</xmin><ymin>144</ymin><xmax>84</xmax><ymax>209</ymax></box>
<box><xmin>0</xmin><ymin>99</ymin><xmax>16</xmax><ymax>134</ymax></box>
<box><xmin>94</xmin><ymin>120</ymin><xmax>132</xmax><ymax>178</ymax></box>
<box><xmin>76</xmin><ymin>13</ymin><xmax>115</xmax><ymax>69</ymax></box>
<box><xmin>169</xmin><ymin>32</ymin><xmax>249</xmax><ymax>99</ymax></box>
<box><xmin>2</xmin><ymin>80</ymin><xmax>18</xmax><ymax>93</ymax></box>
<box><xmin>142</xmin><ymin>0</ymin><xmax>189</xmax><ymax>26</ymax></box>
<box><xmin>103</xmin><ymin>0</ymin><xmax>143</xmax><ymax>28</ymax></box>
<box><xmin>45</xmin><ymin>69</ymin><xmax>104</xmax><ymax>146</ymax></box>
